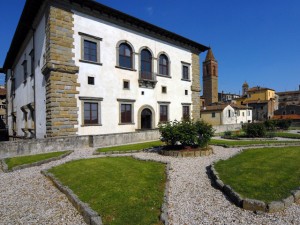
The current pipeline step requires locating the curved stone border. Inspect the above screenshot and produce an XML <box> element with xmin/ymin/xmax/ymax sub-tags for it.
<box><xmin>1</xmin><ymin>151</ymin><xmax>73</xmax><ymax>173</ymax></box>
<box><xmin>41</xmin><ymin>170</ymin><xmax>102</xmax><ymax>225</ymax></box>
<box><xmin>132</xmin><ymin>155</ymin><xmax>169</xmax><ymax>225</ymax></box>
<box><xmin>211</xmin><ymin>143</ymin><xmax>300</xmax><ymax>148</ymax></box>
<box><xmin>209</xmin><ymin>158</ymin><xmax>300</xmax><ymax>213</ymax></box>
<box><xmin>92</xmin><ymin>146</ymin><xmax>163</xmax><ymax>155</ymax></box>
<box><xmin>159</xmin><ymin>148</ymin><xmax>213</xmax><ymax>158</ymax></box>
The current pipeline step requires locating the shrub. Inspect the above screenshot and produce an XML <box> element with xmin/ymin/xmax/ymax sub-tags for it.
<box><xmin>158</xmin><ymin>120</ymin><xmax>214</xmax><ymax>148</ymax></box>
<box><xmin>264</xmin><ymin>120</ymin><xmax>276</xmax><ymax>131</ymax></box>
<box><xmin>224</xmin><ymin>131</ymin><xmax>232</xmax><ymax>137</ymax></box>
<box><xmin>275</xmin><ymin>119</ymin><xmax>292</xmax><ymax>130</ymax></box>
<box><xmin>242</xmin><ymin>123</ymin><xmax>266</xmax><ymax>138</ymax></box>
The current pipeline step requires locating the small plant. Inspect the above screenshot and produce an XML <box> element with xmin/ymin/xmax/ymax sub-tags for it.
<box><xmin>195</xmin><ymin>120</ymin><xmax>214</xmax><ymax>148</ymax></box>
<box><xmin>264</xmin><ymin>120</ymin><xmax>276</xmax><ymax>131</ymax></box>
<box><xmin>242</xmin><ymin>123</ymin><xmax>266</xmax><ymax>138</ymax></box>
<box><xmin>275</xmin><ymin>119</ymin><xmax>292</xmax><ymax>130</ymax></box>
<box><xmin>224</xmin><ymin>131</ymin><xmax>232</xmax><ymax>137</ymax></box>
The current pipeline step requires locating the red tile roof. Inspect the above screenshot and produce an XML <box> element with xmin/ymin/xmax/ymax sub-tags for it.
<box><xmin>272</xmin><ymin>115</ymin><xmax>300</xmax><ymax>120</ymax></box>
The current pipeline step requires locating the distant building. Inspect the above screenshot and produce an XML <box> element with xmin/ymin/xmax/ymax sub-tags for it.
<box><xmin>273</xmin><ymin>105</ymin><xmax>300</xmax><ymax>120</ymax></box>
<box><xmin>202</xmin><ymin>48</ymin><xmax>218</xmax><ymax>105</ymax></box>
<box><xmin>277</xmin><ymin>86</ymin><xmax>300</xmax><ymax>107</ymax></box>
<box><xmin>218</xmin><ymin>91</ymin><xmax>240</xmax><ymax>103</ymax></box>
<box><xmin>201</xmin><ymin>103</ymin><xmax>252</xmax><ymax>126</ymax></box>
<box><xmin>0</xmin><ymin>86</ymin><xmax>6</xmax><ymax>129</ymax></box>
<box><xmin>235</xmin><ymin>84</ymin><xmax>278</xmax><ymax>121</ymax></box>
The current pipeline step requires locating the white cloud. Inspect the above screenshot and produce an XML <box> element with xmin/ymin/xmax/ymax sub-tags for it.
<box><xmin>146</xmin><ymin>6</ymin><xmax>154</xmax><ymax>15</ymax></box>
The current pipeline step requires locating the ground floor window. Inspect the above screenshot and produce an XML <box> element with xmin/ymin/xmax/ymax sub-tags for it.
<box><xmin>121</xmin><ymin>104</ymin><xmax>132</xmax><ymax>123</ymax></box>
<box><xmin>160</xmin><ymin>105</ymin><xmax>168</xmax><ymax>122</ymax></box>
<box><xmin>79</xmin><ymin>97</ymin><xmax>103</xmax><ymax>126</ymax></box>
<box><xmin>182</xmin><ymin>105</ymin><xmax>190</xmax><ymax>120</ymax></box>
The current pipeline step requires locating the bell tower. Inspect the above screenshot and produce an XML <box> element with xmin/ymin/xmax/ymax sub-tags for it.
<box><xmin>203</xmin><ymin>48</ymin><xmax>218</xmax><ymax>105</ymax></box>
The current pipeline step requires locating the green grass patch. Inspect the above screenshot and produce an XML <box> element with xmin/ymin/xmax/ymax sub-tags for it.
<box><xmin>97</xmin><ymin>140</ymin><xmax>163</xmax><ymax>153</ymax></box>
<box><xmin>5</xmin><ymin>151</ymin><xmax>70</xmax><ymax>170</ymax></box>
<box><xmin>215</xmin><ymin>146</ymin><xmax>300</xmax><ymax>202</ymax></box>
<box><xmin>209</xmin><ymin>139</ymin><xmax>300</xmax><ymax>147</ymax></box>
<box><xmin>275</xmin><ymin>132</ymin><xmax>300</xmax><ymax>139</ymax></box>
<box><xmin>48</xmin><ymin>157</ymin><xmax>166</xmax><ymax>225</ymax></box>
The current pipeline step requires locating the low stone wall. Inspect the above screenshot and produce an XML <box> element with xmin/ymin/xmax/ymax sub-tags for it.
<box><xmin>209</xmin><ymin>160</ymin><xmax>300</xmax><ymax>213</ymax></box>
<box><xmin>160</xmin><ymin>148</ymin><xmax>213</xmax><ymax>157</ymax></box>
<box><xmin>213</xmin><ymin>124</ymin><xmax>242</xmax><ymax>134</ymax></box>
<box><xmin>0</xmin><ymin>130</ymin><xmax>160</xmax><ymax>159</ymax></box>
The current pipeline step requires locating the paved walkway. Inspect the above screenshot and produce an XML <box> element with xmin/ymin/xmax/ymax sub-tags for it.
<box><xmin>0</xmin><ymin>146</ymin><xmax>299</xmax><ymax>224</ymax></box>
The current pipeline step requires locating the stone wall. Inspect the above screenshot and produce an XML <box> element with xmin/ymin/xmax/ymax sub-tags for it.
<box><xmin>213</xmin><ymin>124</ymin><xmax>242</xmax><ymax>134</ymax></box>
<box><xmin>0</xmin><ymin>130</ymin><xmax>160</xmax><ymax>159</ymax></box>
<box><xmin>191</xmin><ymin>53</ymin><xmax>201</xmax><ymax>120</ymax></box>
<box><xmin>42</xmin><ymin>3</ymin><xmax>80</xmax><ymax>137</ymax></box>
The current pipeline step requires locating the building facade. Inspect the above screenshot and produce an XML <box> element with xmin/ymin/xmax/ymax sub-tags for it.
<box><xmin>3</xmin><ymin>0</ymin><xmax>208</xmax><ymax>139</ymax></box>
<box><xmin>201</xmin><ymin>104</ymin><xmax>252</xmax><ymax>126</ymax></box>
<box><xmin>277</xmin><ymin>88</ymin><xmax>300</xmax><ymax>107</ymax></box>
<box><xmin>0</xmin><ymin>86</ymin><xmax>6</xmax><ymax>129</ymax></box>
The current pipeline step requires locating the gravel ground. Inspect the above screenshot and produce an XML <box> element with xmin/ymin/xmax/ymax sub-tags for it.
<box><xmin>0</xmin><ymin>146</ymin><xmax>299</xmax><ymax>225</ymax></box>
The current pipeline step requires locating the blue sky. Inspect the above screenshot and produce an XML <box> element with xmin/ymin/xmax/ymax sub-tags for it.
<box><xmin>1</xmin><ymin>0</ymin><xmax>300</xmax><ymax>93</ymax></box>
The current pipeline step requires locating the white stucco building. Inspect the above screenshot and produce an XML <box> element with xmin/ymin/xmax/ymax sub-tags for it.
<box><xmin>3</xmin><ymin>0</ymin><xmax>209</xmax><ymax>139</ymax></box>
<box><xmin>201</xmin><ymin>104</ymin><xmax>252</xmax><ymax>126</ymax></box>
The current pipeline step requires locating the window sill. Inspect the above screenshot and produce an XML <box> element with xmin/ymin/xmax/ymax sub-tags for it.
<box><xmin>81</xmin><ymin>124</ymin><xmax>102</xmax><ymax>127</ymax></box>
<box><xmin>115</xmin><ymin>65</ymin><xmax>136</xmax><ymax>71</ymax></box>
<box><xmin>181</xmin><ymin>79</ymin><xmax>191</xmax><ymax>82</ymax></box>
<box><xmin>156</xmin><ymin>74</ymin><xmax>172</xmax><ymax>79</ymax></box>
<box><xmin>79</xmin><ymin>59</ymin><xmax>102</xmax><ymax>66</ymax></box>
<box><xmin>118</xmin><ymin>123</ymin><xmax>135</xmax><ymax>125</ymax></box>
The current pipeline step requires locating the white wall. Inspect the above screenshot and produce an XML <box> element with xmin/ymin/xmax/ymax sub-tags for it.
<box><xmin>6</xmin><ymin>15</ymin><xmax>46</xmax><ymax>138</ymax></box>
<box><xmin>73</xmin><ymin>11</ymin><xmax>195</xmax><ymax>135</ymax></box>
<box><xmin>222</xmin><ymin>105</ymin><xmax>252</xmax><ymax>125</ymax></box>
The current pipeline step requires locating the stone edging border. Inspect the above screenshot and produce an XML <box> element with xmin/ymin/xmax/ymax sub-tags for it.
<box><xmin>41</xmin><ymin>170</ymin><xmax>102</xmax><ymax>225</ymax></box>
<box><xmin>131</xmin><ymin>155</ymin><xmax>170</xmax><ymax>225</ymax></box>
<box><xmin>41</xmin><ymin>155</ymin><xmax>169</xmax><ymax>225</ymax></box>
<box><xmin>211</xmin><ymin>143</ymin><xmax>300</xmax><ymax>148</ymax></box>
<box><xmin>92</xmin><ymin>146</ymin><xmax>163</xmax><ymax>155</ymax></box>
<box><xmin>1</xmin><ymin>151</ymin><xmax>73</xmax><ymax>173</ymax></box>
<box><xmin>159</xmin><ymin>148</ymin><xmax>213</xmax><ymax>157</ymax></box>
<box><xmin>209</xmin><ymin>156</ymin><xmax>300</xmax><ymax>213</ymax></box>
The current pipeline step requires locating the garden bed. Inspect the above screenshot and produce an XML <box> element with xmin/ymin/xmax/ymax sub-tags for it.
<box><xmin>159</xmin><ymin>146</ymin><xmax>213</xmax><ymax>157</ymax></box>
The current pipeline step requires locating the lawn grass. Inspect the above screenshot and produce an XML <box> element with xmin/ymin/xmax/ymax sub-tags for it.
<box><xmin>274</xmin><ymin>132</ymin><xmax>300</xmax><ymax>139</ymax></box>
<box><xmin>48</xmin><ymin>157</ymin><xmax>166</xmax><ymax>225</ymax></box>
<box><xmin>5</xmin><ymin>151</ymin><xmax>70</xmax><ymax>171</ymax></box>
<box><xmin>214</xmin><ymin>146</ymin><xmax>300</xmax><ymax>202</ymax></box>
<box><xmin>97</xmin><ymin>140</ymin><xmax>163</xmax><ymax>153</ymax></box>
<box><xmin>209</xmin><ymin>139</ymin><xmax>300</xmax><ymax>147</ymax></box>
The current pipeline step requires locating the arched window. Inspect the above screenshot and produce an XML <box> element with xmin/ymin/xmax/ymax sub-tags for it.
<box><xmin>119</xmin><ymin>43</ymin><xmax>133</xmax><ymax>68</ymax></box>
<box><xmin>159</xmin><ymin>54</ymin><xmax>169</xmax><ymax>76</ymax></box>
<box><xmin>140</xmin><ymin>49</ymin><xmax>152</xmax><ymax>80</ymax></box>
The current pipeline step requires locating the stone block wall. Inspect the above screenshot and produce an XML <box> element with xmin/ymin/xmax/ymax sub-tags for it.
<box><xmin>42</xmin><ymin>3</ymin><xmax>80</xmax><ymax>137</ymax></box>
<box><xmin>191</xmin><ymin>53</ymin><xmax>201</xmax><ymax>121</ymax></box>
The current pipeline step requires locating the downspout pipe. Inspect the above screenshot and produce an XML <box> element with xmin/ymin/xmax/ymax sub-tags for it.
<box><xmin>31</xmin><ymin>26</ymin><xmax>36</xmax><ymax>138</ymax></box>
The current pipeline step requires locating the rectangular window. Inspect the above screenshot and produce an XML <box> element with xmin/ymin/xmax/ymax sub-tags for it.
<box><xmin>212</xmin><ymin>112</ymin><xmax>215</xmax><ymax>118</ymax></box>
<box><xmin>88</xmin><ymin>76</ymin><xmax>95</xmax><ymax>85</ymax></box>
<box><xmin>121</xmin><ymin>104</ymin><xmax>132</xmax><ymax>123</ymax></box>
<box><xmin>22</xmin><ymin>60</ymin><xmax>27</xmax><ymax>81</ymax></box>
<box><xmin>123</xmin><ymin>80</ymin><xmax>130</xmax><ymax>89</ymax></box>
<box><xmin>160</xmin><ymin>105</ymin><xmax>168</xmax><ymax>122</ymax></box>
<box><xmin>84</xmin><ymin>40</ymin><xmax>97</xmax><ymax>62</ymax></box>
<box><xmin>237</xmin><ymin>111</ymin><xmax>240</xmax><ymax>116</ymax></box>
<box><xmin>88</xmin><ymin>77</ymin><xmax>95</xmax><ymax>85</ymax></box>
<box><xmin>182</xmin><ymin>65</ymin><xmax>189</xmax><ymax>80</ymax></box>
<box><xmin>84</xmin><ymin>102</ymin><xmax>98</xmax><ymax>125</ymax></box>
<box><xmin>185</xmin><ymin>90</ymin><xmax>188</xmax><ymax>95</ymax></box>
<box><xmin>162</xmin><ymin>86</ymin><xmax>167</xmax><ymax>93</ymax></box>
<box><xmin>228</xmin><ymin>110</ymin><xmax>231</xmax><ymax>117</ymax></box>
<box><xmin>248</xmin><ymin>110</ymin><xmax>251</xmax><ymax>116</ymax></box>
<box><xmin>29</xmin><ymin>49</ymin><xmax>34</xmax><ymax>76</ymax></box>
<box><xmin>242</xmin><ymin>112</ymin><xmax>245</xmax><ymax>117</ymax></box>
<box><xmin>182</xmin><ymin>105</ymin><xmax>190</xmax><ymax>120</ymax></box>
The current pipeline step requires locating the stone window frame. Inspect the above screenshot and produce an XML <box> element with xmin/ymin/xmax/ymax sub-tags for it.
<box><xmin>181</xmin><ymin>61</ymin><xmax>191</xmax><ymax>82</ymax></box>
<box><xmin>139</xmin><ymin>47</ymin><xmax>154</xmax><ymax>76</ymax></box>
<box><xmin>79</xmin><ymin>96</ymin><xmax>103</xmax><ymax>127</ymax></box>
<box><xmin>157</xmin><ymin>52</ymin><xmax>171</xmax><ymax>78</ymax></box>
<box><xmin>158</xmin><ymin>101</ymin><xmax>170</xmax><ymax>123</ymax></box>
<box><xmin>181</xmin><ymin>103</ymin><xmax>191</xmax><ymax>120</ymax></box>
<box><xmin>22</xmin><ymin>59</ymin><xmax>28</xmax><ymax>84</ymax></box>
<box><xmin>79</xmin><ymin>32</ymin><xmax>103</xmax><ymax>66</ymax></box>
<box><xmin>117</xmin><ymin>99</ymin><xmax>136</xmax><ymax>125</ymax></box>
<box><xmin>123</xmin><ymin>79</ymin><xmax>130</xmax><ymax>90</ymax></box>
<box><xmin>115</xmin><ymin>40</ymin><xmax>136</xmax><ymax>71</ymax></box>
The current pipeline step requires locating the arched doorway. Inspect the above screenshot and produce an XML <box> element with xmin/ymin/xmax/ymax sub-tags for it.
<box><xmin>141</xmin><ymin>108</ymin><xmax>152</xmax><ymax>129</ymax></box>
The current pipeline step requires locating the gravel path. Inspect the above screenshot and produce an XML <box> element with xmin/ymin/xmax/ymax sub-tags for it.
<box><xmin>1</xmin><ymin>146</ymin><xmax>299</xmax><ymax>225</ymax></box>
